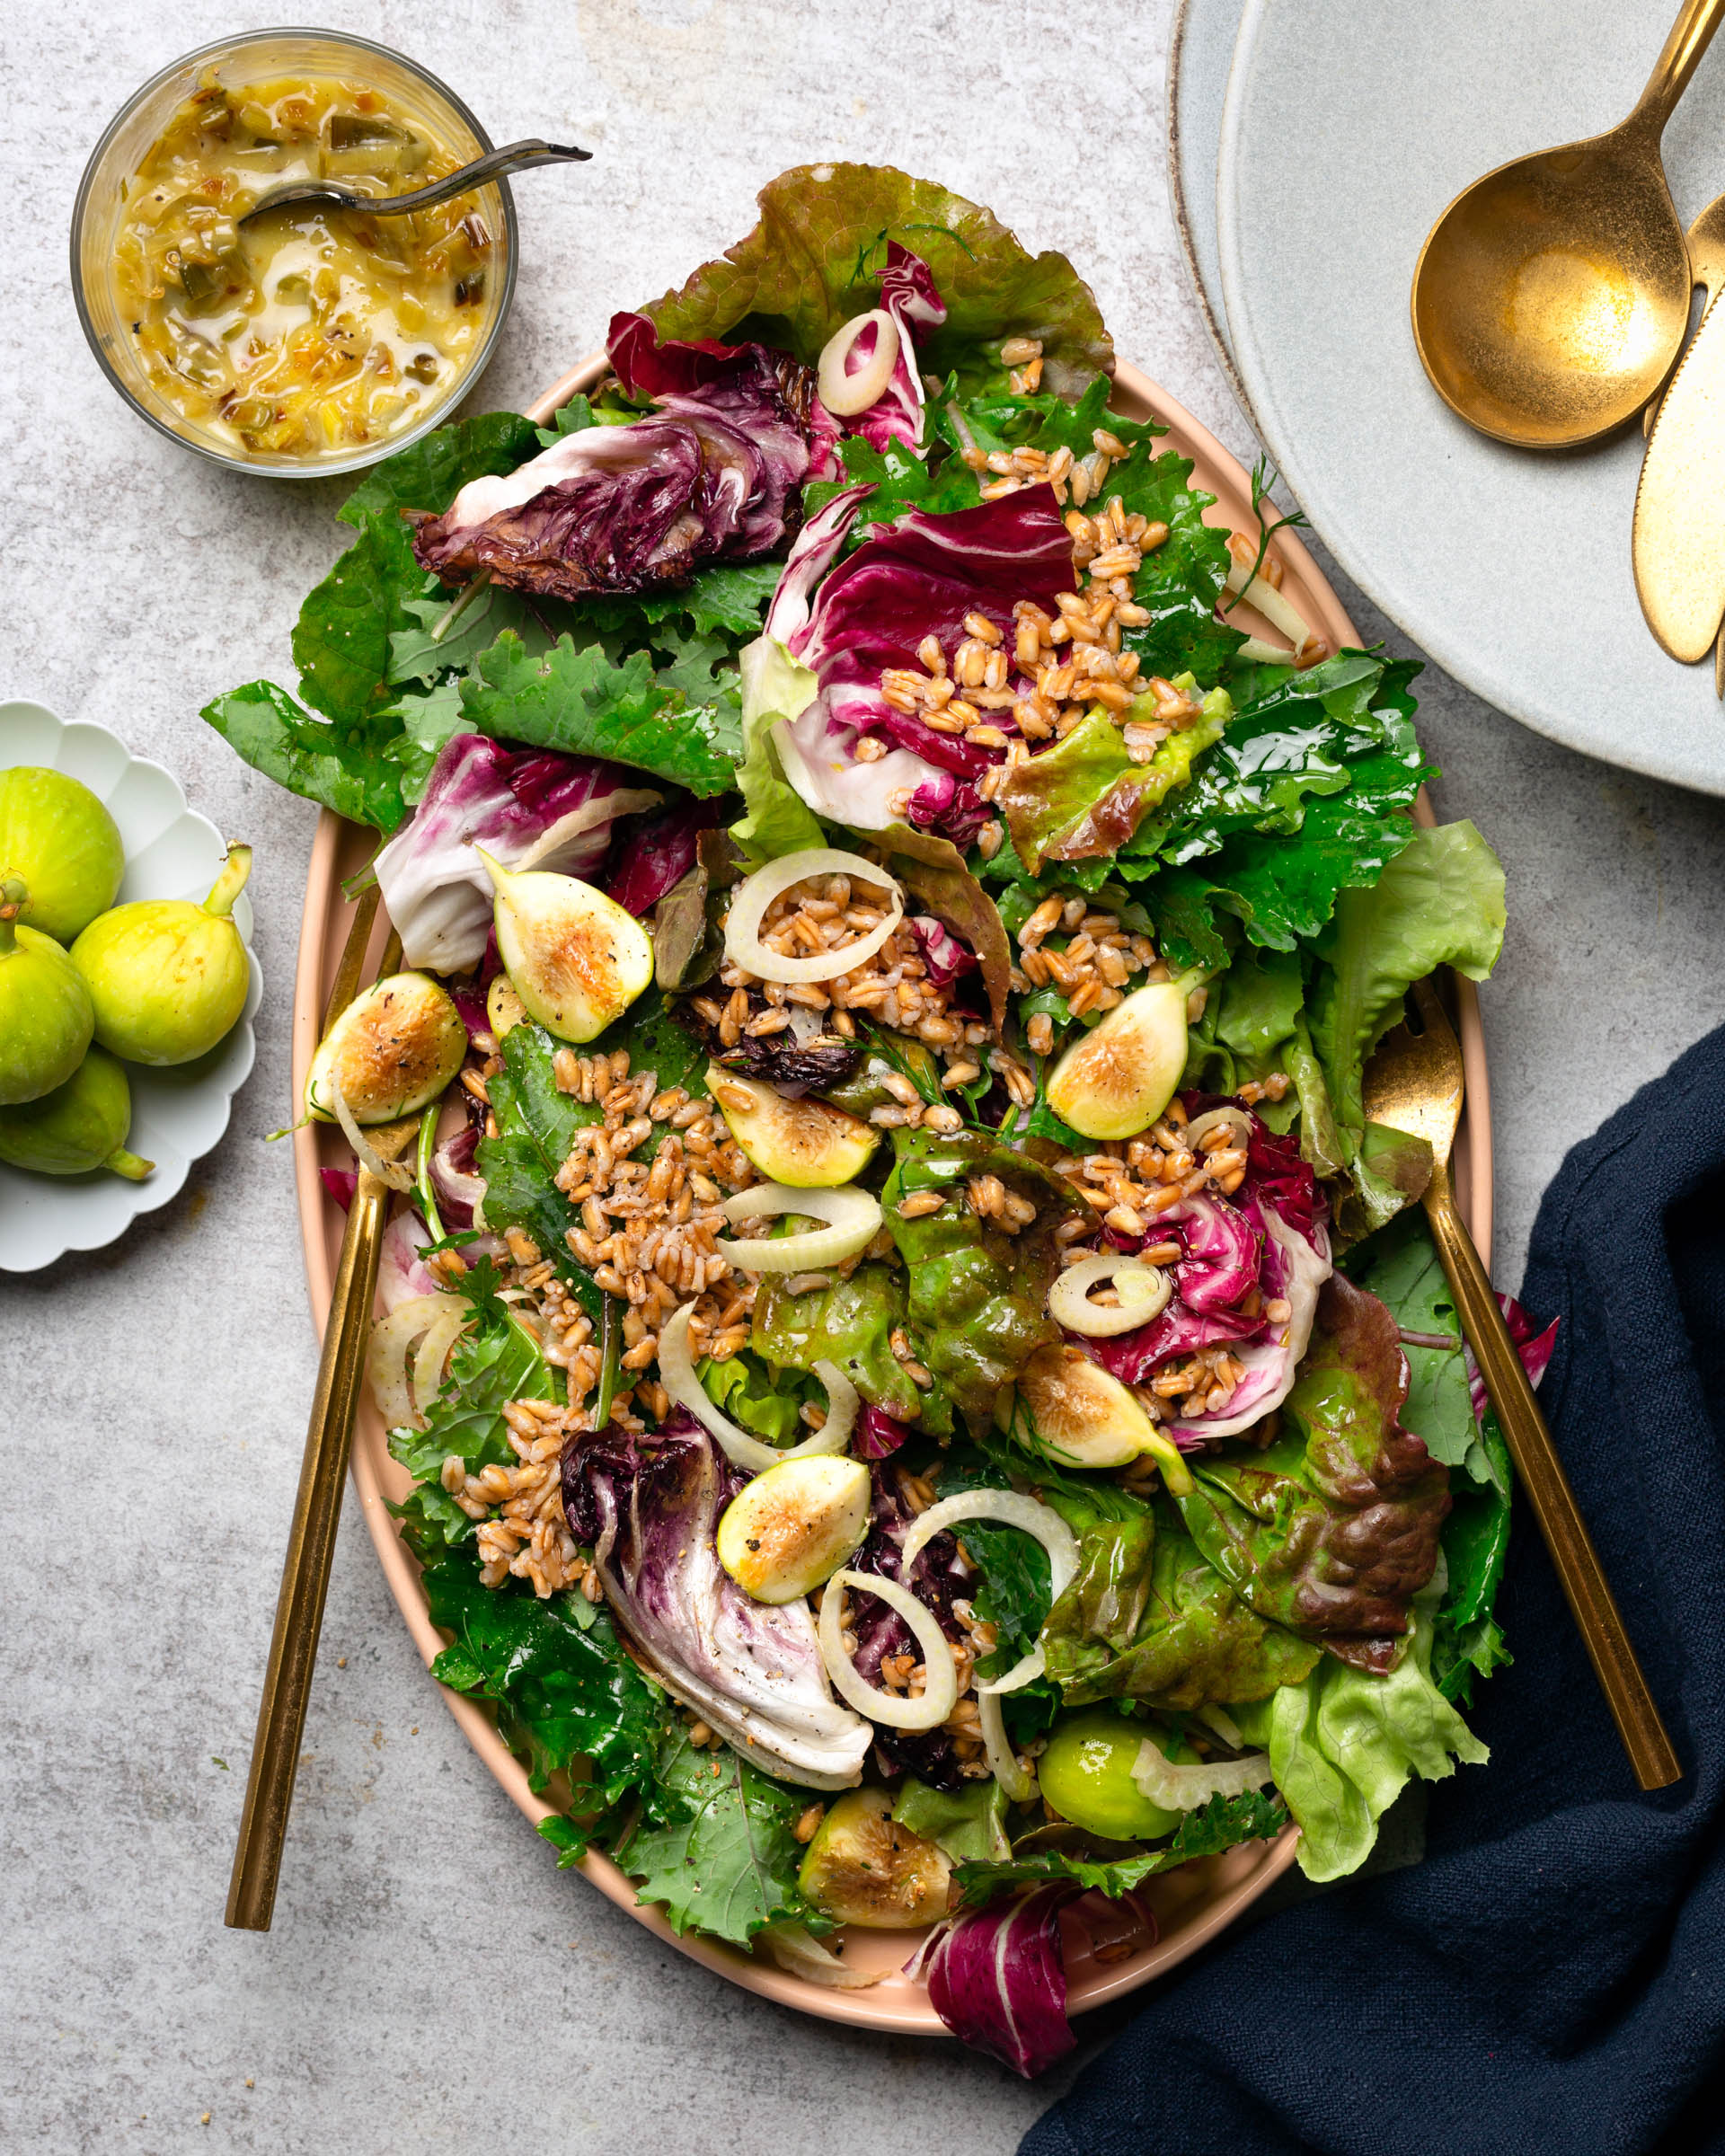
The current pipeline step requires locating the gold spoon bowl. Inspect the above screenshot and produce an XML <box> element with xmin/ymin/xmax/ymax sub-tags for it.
<box><xmin>1411</xmin><ymin>0</ymin><xmax>1725</xmax><ymax>447</ymax></box>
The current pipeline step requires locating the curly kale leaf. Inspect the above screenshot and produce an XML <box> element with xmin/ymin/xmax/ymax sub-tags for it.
<box><xmin>953</xmin><ymin>1789</ymin><xmax>1289</xmax><ymax>1906</ymax></box>
<box><xmin>1118</xmin><ymin>656</ymin><xmax>1435</xmax><ymax>968</ymax></box>
<box><xmin>424</xmin><ymin>1549</ymin><xmax>670</xmax><ymax>1812</ymax></box>
<box><xmin>200</xmin><ymin>678</ymin><xmax>413</xmax><ymax>831</ymax></box>
<box><xmin>457</xmin><ymin>630</ymin><xmax>743</xmax><ymax>797</ymax></box>
<box><xmin>296</xmin><ymin>411</ymin><xmax>543</xmax><ymax>729</ymax></box>
<box><xmin>613</xmin><ymin>1729</ymin><xmax>821</xmax><ymax>1946</ymax></box>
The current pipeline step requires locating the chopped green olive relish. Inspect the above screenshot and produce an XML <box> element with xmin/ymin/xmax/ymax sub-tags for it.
<box><xmin>112</xmin><ymin>71</ymin><xmax>494</xmax><ymax>458</ymax></box>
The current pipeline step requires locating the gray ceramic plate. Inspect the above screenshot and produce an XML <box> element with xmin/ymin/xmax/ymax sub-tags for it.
<box><xmin>1167</xmin><ymin>0</ymin><xmax>1248</xmax><ymax>409</ymax></box>
<box><xmin>1218</xmin><ymin>0</ymin><xmax>1725</xmax><ymax>797</ymax></box>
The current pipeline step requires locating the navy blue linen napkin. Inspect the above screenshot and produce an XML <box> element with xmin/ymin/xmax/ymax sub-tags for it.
<box><xmin>1022</xmin><ymin>1027</ymin><xmax>1725</xmax><ymax>2156</ymax></box>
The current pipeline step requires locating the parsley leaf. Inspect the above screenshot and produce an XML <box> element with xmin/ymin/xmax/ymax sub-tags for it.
<box><xmin>389</xmin><ymin>1303</ymin><xmax>559</xmax><ymax>1560</ymax></box>
<box><xmin>477</xmin><ymin>1023</ymin><xmax>603</xmax><ymax>1321</ymax></box>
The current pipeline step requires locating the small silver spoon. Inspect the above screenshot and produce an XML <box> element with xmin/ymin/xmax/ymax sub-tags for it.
<box><xmin>239</xmin><ymin>138</ymin><xmax>589</xmax><ymax>226</ymax></box>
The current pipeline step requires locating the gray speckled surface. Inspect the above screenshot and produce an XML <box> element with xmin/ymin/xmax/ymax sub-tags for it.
<box><xmin>5</xmin><ymin>4</ymin><xmax>1725</xmax><ymax>2152</ymax></box>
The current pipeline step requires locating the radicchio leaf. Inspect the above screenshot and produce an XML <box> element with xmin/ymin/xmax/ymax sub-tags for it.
<box><xmin>774</xmin><ymin>492</ymin><xmax>1073</xmax><ymax>840</ymax></box>
<box><xmin>854</xmin><ymin>1407</ymin><xmax>912</xmax><ymax>1461</ymax></box>
<box><xmin>847</xmin><ymin>1466</ymin><xmax>972</xmax><ymax>1790</ymax></box>
<box><xmin>320</xmin><ymin>1166</ymin><xmax>358</xmax><ymax>1211</ymax></box>
<box><xmin>1084</xmin><ymin>1104</ymin><xmax>1331</xmax><ymax>1443</ymax></box>
<box><xmin>604</xmin><ymin>798</ymin><xmax>728</xmax><ymax>918</ymax></box>
<box><xmin>921</xmin><ymin>1886</ymin><xmax>1078</xmax><ymax>2078</ymax></box>
<box><xmin>411</xmin><ymin>315</ymin><xmax>815</xmax><ymax>601</ymax></box>
<box><xmin>844</xmin><ymin>244</ymin><xmax>948</xmax><ymax>455</ymax></box>
<box><xmin>430</xmin><ymin>1123</ymin><xmax>484</xmax><ymax>1232</ymax></box>
<box><xmin>1466</xmin><ymin>1294</ymin><xmax>1559</xmax><ymax>1421</ymax></box>
<box><xmin>373</xmin><ymin>732</ymin><xmax>660</xmax><ymax>971</ymax></box>
<box><xmin>377</xmin><ymin>1209</ymin><xmax>439</xmax><ymax>1312</ymax></box>
<box><xmin>561</xmin><ymin>1413</ymin><xmax>871</xmax><ymax>1789</ymax></box>
<box><xmin>907</xmin><ymin>915</ymin><xmax>975</xmax><ymax>987</ymax></box>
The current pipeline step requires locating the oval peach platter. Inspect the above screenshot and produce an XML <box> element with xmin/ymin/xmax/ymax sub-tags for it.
<box><xmin>292</xmin><ymin>355</ymin><xmax>1493</xmax><ymax>2036</ymax></box>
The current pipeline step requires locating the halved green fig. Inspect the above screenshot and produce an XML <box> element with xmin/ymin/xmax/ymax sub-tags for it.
<box><xmin>798</xmin><ymin>1787</ymin><xmax>953</xmax><ymax>1928</ymax></box>
<box><xmin>70</xmin><ymin>845</ymin><xmax>252</xmax><ymax>1067</ymax></box>
<box><xmin>1038</xmin><ymin>1711</ymin><xmax>1198</xmax><ymax>1842</ymax></box>
<box><xmin>1011</xmin><ymin>1341</ymin><xmax>1191</xmax><ymax>1498</ymax></box>
<box><xmin>0</xmin><ymin>881</ymin><xmax>94</xmax><ymax>1105</ymax></box>
<box><xmin>480</xmin><ymin>850</ymin><xmax>652</xmax><ymax>1044</ymax></box>
<box><xmin>0</xmin><ymin>1047</ymin><xmax>152</xmax><ymax>1180</ymax></box>
<box><xmin>485</xmin><ymin>972</ymin><xmax>526</xmax><ymax>1039</ymax></box>
<box><xmin>1045</xmin><ymin>979</ymin><xmax>1189</xmax><ymax>1141</ymax></box>
<box><xmin>707</xmin><ymin>1064</ymin><xmax>880</xmax><ymax>1188</ymax></box>
<box><xmin>0</xmin><ymin>767</ymin><xmax>124</xmax><ymax>944</ymax></box>
<box><xmin>717</xmin><ymin>1454</ymin><xmax>871</xmax><ymax>1604</ymax></box>
<box><xmin>306</xmin><ymin>971</ymin><xmax>467</xmax><ymax>1125</ymax></box>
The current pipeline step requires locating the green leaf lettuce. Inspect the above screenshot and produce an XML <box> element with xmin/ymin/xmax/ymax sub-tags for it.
<box><xmin>643</xmin><ymin>163</ymin><xmax>1113</xmax><ymax>400</ymax></box>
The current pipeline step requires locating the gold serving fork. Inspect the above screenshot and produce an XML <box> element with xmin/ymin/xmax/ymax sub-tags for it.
<box><xmin>1365</xmin><ymin>977</ymin><xmax>1680</xmax><ymax>1791</ymax></box>
<box><xmin>226</xmin><ymin>887</ymin><xmax>415</xmax><ymax>1929</ymax></box>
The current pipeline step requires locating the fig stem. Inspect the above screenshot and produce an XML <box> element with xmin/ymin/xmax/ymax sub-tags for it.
<box><xmin>0</xmin><ymin>875</ymin><xmax>24</xmax><ymax>954</ymax></box>
<box><xmin>107</xmin><ymin>1147</ymin><xmax>155</xmax><ymax>1182</ymax></box>
<box><xmin>204</xmin><ymin>844</ymin><xmax>253</xmax><ymax>919</ymax></box>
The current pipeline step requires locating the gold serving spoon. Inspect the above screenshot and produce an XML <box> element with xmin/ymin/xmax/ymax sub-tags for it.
<box><xmin>226</xmin><ymin>888</ymin><xmax>414</xmax><ymax>1930</ymax></box>
<box><xmin>1411</xmin><ymin>0</ymin><xmax>1725</xmax><ymax>447</ymax></box>
<box><xmin>1365</xmin><ymin>977</ymin><xmax>1680</xmax><ymax>1791</ymax></box>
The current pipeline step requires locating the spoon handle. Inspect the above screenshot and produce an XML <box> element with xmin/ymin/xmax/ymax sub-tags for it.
<box><xmin>1422</xmin><ymin>1161</ymin><xmax>1682</xmax><ymax>1793</ymax></box>
<box><xmin>358</xmin><ymin>138</ymin><xmax>590</xmax><ymax>216</ymax></box>
<box><xmin>1633</xmin><ymin>0</ymin><xmax>1725</xmax><ymax>133</ymax></box>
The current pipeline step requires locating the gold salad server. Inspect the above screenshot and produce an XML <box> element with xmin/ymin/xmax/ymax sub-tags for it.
<box><xmin>1365</xmin><ymin>977</ymin><xmax>1681</xmax><ymax>1792</ymax></box>
<box><xmin>226</xmin><ymin>888</ymin><xmax>412</xmax><ymax>1929</ymax></box>
<box><xmin>1634</xmin><ymin>191</ymin><xmax>1725</xmax><ymax>692</ymax></box>
<box><xmin>1411</xmin><ymin>0</ymin><xmax>1725</xmax><ymax>446</ymax></box>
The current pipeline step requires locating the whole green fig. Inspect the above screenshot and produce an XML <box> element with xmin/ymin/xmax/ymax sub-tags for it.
<box><xmin>71</xmin><ymin>844</ymin><xmax>252</xmax><ymax>1066</ymax></box>
<box><xmin>0</xmin><ymin>765</ymin><xmax>124</xmax><ymax>942</ymax></box>
<box><xmin>0</xmin><ymin>879</ymin><xmax>94</xmax><ymax>1104</ymax></box>
<box><xmin>0</xmin><ymin>1047</ymin><xmax>153</xmax><ymax>1180</ymax></box>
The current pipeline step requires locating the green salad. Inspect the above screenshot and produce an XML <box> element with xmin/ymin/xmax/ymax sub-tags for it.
<box><xmin>205</xmin><ymin>164</ymin><xmax>1543</xmax><ymax>2077</ymax></box>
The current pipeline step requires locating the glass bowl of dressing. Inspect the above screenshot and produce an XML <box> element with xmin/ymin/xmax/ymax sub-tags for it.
<box><xmin>71</xmin><ymin>30</ymin><xmax>519</xmax><ymax>477</ymax></box>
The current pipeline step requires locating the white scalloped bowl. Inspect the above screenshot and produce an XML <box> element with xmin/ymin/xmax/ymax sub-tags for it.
<box><xmin>0</xmin><ymin>702</ymin><xmax>261</xmax><ymax>1272</ymax></box>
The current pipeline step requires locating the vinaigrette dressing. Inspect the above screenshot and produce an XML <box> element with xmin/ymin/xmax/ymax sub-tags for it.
<box><xmin>111</xmin><ymin>73</ymin><xmax>496</xmax><ymax>459</ymax></box>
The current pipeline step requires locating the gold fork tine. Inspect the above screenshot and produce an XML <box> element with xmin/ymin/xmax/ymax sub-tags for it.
<box><xmin>1369</xmin><ymin>978</ymin><xmax>1680</xmax><ymax>1791</ymax></box>
<box><xmin>226</xmin><ymin>894</ymin><xmax>418</xmax><ymax>1931</ymax></box>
